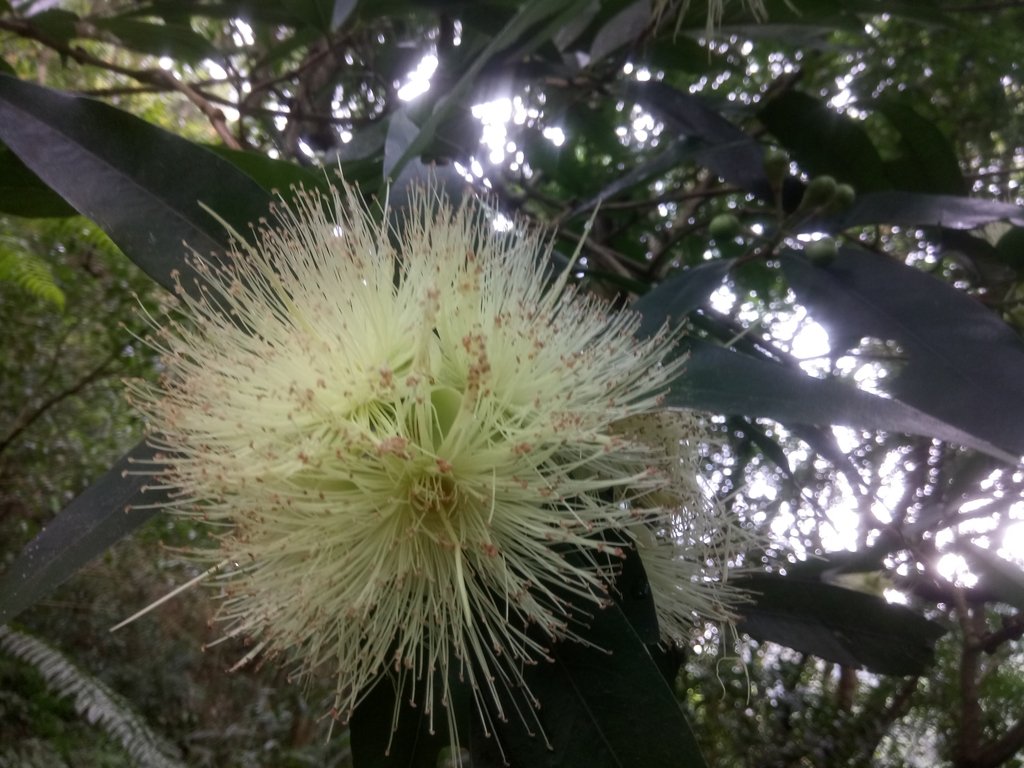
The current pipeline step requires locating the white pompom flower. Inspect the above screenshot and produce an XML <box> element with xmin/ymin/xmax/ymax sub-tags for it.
<box><xmin>125</xmin><ymin>178</ymin><xmax>747</xmax><ymax>753</ymax></box>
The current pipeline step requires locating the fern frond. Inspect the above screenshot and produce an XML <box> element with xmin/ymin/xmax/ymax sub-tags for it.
<box><xmin>0</xmin><ymin>626</ymin><xmax>186</xmax><ymax>768</ymax></box>
<box><xmin>0</xmin><ymin>245</ymin><xmax>65</xmax><ymax>310</ymax></box>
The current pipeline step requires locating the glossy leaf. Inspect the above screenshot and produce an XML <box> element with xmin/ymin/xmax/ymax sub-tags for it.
<box><xmin>589</xmin><ymin>0</ymin><xmax>650</xmax><ymax>65</ymax></box>
<box><xmin>570</xmin><ymin>139</ymin><xmax>702</xmax><ymax>219</ymax></box>
<box><xmin>206</xmin><ymin>145</ymin><xmax>341</xmax><ymax>199</ymax></box>
<box><xmin>0</xmin><ymin>441</ymin><xmax>165</xmax><ymax>624</ymax></box>
<box><xmin>495</xmin><ymin>603</ymin><xmax>708</xmax><ymax>768</ymax></box>
<box><xmin>25</xmin><ymin>8</ymin><xmax>79</xmax><ymax>48</ymax></box>
<box><xmin>351</xmin><ymin>673</ymin><xmax>465</xmax><ymax>768</ymax></box>
<box><xmin>0</xmin><ymin>147</ymin><xmax>76</xmax><ymax>218</ymax></box>
<box><xmin>736</xmin><ymin>574</ymin><xmax>946</xmax><ymax>676</ymax></box>
<box><xmin>0</xmin><ymin>75</ymin><xmax>273</xmax><ymax>292</ymax></box>
<box><xmin>995</xmin><ymin>226</ymin><xmax>1024</xmax><ymax>273</ymax></box>
<box><xmin>331</xmin><ymin>0</ymin><xmax>358</xmax><ymax>30</ymax></box>
<box><xmin>759</xmin><ymin>90</ymin><xmax>891</xmax><ymax>192</ymax></box>
<box><xmin>782</xmin><ymin>247</ymin><xmax>1024</xmax><ymax>459</ymax></box>
<box><xmin>874</xmin><ymin>97</ymin><xmax>967</xmax><ymax>196</ymax></box>
<box><xmin>828</xmin><ymin>190</ymin><xmax>1024</xmax><ymax>231</ymax></box>
<box><xmin>957</xmin><ymin>544</ymin><xmax>1024</xmax><ymax>611</ymax></box>
<box><xmin>665</xmin><ymin>339</ymin><xmax>1018</xmax><ymax>464</ymax></box>
<box><xmin>629</xmin><ymin>80</ymin><xmax>773</xmax><ymax>200</ymax></box>
<box><xmin>632</xmin><ymin>258</ymin><xmax>735</xmax><ymax>339</ymax></box>
<box><xmin>92</xmin><ymin>18</ymin><xmax>218</xmax><ymax>63</ymax></box>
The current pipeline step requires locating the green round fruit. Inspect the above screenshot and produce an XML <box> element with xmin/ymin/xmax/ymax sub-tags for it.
<box><xmin>799</xmin><ymin>175</ymin><xmax>838</xmax><ymax>210</ymax></box>
<box><xmin>763</xmin><ymin>148</ymin><xmax>790</xmax><ymax>186</ymax></box>
<box><xmin>833</xmin><ymin>183</ymin><xmax>856</xmax><ymax>208</ymax></box>
<box><xmin>805</xmin><ymin>237</ymin><xmax>838</xmax><ymax>264</ymax></box>
<box><xmin>709</xmin><ymin>213</ymin><xmax>741</xmax><ymax>239</ymax></box>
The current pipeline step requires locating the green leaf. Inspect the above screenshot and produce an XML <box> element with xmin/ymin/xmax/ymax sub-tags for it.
<box><xmin>0</xmin><ymin>75</ymin><xmax>273</xmax><ymax>293</ymax></box>
<box><xmin>828</xmin><ymin>191</ymin><xmax>1024</xmax><ymax>231</ymax></box>
<box><xmin>782</xmin><ymin>247</ymin><xmax>1024</xmax><ymax>459</ymax></box>
<box><xmin>26</xmin><ymin>8</ymin><xmax>80</xmax><ymax>48</ymax></box>
<box><xmin>351</xmin><ymin>673</ymin><xmax>464</xmax><ymax>768</ymax></box>
<box><xmin>588</xmin><ymin>0</ymin><xmax>650</xmax><ymax>65</ymax></box>
<box><xmin>957</xmin><ymin>544</ymin><xmax>1024</xmax><ymax>611</ymax></box>
<box><xmin>760</xmin><ymin>90</ymin><xmax>891</xmax><ymax>193</ymax></box>
<box><xmin>92</xmin><ymin>18</ymin><xmax>219</xmax><ymax>63</ymax></box>
<box><xmin>995</xmin><ymin>226</ymin><xmax>1024</xmax><ymax>273</ymax></box>
<box><xmin>331</xmin><ymin>0</ymin><xmax>358</xmax><ymax>30</ymax></box>
<box><xmin>282</xmin><ymin>0</ymin><xmax>335</xmax><ymax>30</ymax></box>
<box><xmin>0</xmin><ymin>147</ymin><xmax>76</xmax><ymax>217</ymax></box>
<box><xmin>570</xmin><ymin>139</ymin><xmax>702</xmax><ymax>219</ymax></box>
<box><xmin>494</xmin><ymin>603</ymin><xmax>708</xmax><ymax>768</ymax></box>
<box><xmin>205</xmin><ymin>145</ymin><xmax>339</xmax><ymax>199</ymax></box>
<box><xmin>0</xmin><ymin>441</ymin><xmax>165</xmax><ymax>624</ymax></box>
<box><xmin>629</xmin><ymin>80</ymin><xmax>773</xmax><ymax>200</ymax></box>
<box><xmin>873</xmin><ymin>97</ymin><xmax>966</xmax><ymax>196</ymax></box>
<box><xmin>632</xmin><ymin>258</ymin><xmax>734</xmax><ymax>339</ymax></box>
<box><xmin>735</xmin><ymin>574</ymin><xmax>947</xmax><ymax>676</ymax></box>
<box><xmin>615</xmin><ymin>545</ymin><xmax>660</xmax><ymax>645</ymax></box>
<box><xmin>0</xmin><ymin>246</ymin><xmax>66</xmax><ymax>309</ymax></box>
<box><xmin>666</xmin><ymin>339</ymin><xmax>1018</xmax><ymax>464</ymax></box>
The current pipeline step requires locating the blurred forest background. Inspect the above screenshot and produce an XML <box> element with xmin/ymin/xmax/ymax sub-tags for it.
<box><xmin>1</xmin><ymin>0</ymin><xmax>1023</xmax><ymax>766</ymax></box>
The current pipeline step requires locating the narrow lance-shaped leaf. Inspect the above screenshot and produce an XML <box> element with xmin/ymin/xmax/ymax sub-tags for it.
<box><xmin>823</xmin><ymin>191</ymin><xmax>1024</xmax><ymax>231</ymax></box>
<box><xmin>632</xmin><ymin>258</ymin><xmax>735</xmax><ymax>339</ymax></box>
<box><xmin>759</xmin><ymin>90</ymin><xmax>891</xmax><ymax>192</ymax></box>
<box><xmin>0</xmin><ymin>441</ymin><xmax>166</xmax><ymax>624</ymax></box>
<box><xmin>735</xmin><ymin>574</ymin><xmax>947</xmax><ymax>676</ymax></box>
<box><xmin>666</xmin><ymin>339</ymin><xmax>1018</xmax><ymax>464</ymax></box>
<box><xmin>492</xmin><ymin>603</ymin><xmax>709</xmax><ymax>768</ymax></box>
<box><xmin>629</xmin><ymin>80</ymin><xmax>773</xmax><ymax>200</ymax></box>
<box><xmin>0</xmin><ymin>74</ymin><xmax>273</xmax><ymax>292</ymax></box>
<box><xmin>782</xmin><ymin>246</ymin><xmax>1024</xmax><ymax>460</ymax></box>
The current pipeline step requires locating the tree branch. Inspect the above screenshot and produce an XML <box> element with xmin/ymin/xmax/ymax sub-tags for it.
<box><xmin>0</xmin><ymin>349</ymin><xmax>121</xmax><ymax>459</ymax></box>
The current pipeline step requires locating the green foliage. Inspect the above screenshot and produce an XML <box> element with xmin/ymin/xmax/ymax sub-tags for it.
<box><xmin>1</xmin><ymin>0</ymin><xmax>1023</xmax><ymax>766</ymax></box>
<box><xmin>0</xmin><ymin>244</ymin><xmax>64</xmax><ymax>309</ymax></box>
<box><xmin>0</xmin><ymin>626</ymin><xmax>186</xmax><ymax>768</ymax></box>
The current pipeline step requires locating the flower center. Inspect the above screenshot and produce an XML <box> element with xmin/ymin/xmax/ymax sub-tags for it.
<box><xmin>408</xmin><ymin>472</ymin><xmax>459</xmax><ymax>520</ymax></box>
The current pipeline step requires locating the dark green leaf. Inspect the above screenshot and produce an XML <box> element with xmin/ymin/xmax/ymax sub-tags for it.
<box><xmin>206</xmin><ymin>145</ymin><xmax>337</xmax><ymax>199</ymax></box>
<box><xmin>760</xmin><ymin>90</ymin><xmax>891</xmax><ymax>193</ymax></box>
<box><xmin>666</xmin><ymin>339</ymin><xmax>1018</xmax><ymax>464</ymax></box>
<box><xmin>0</xmin><ymin>75</ymin><xmax>273</xmax><ymax>292</ymax></box>
<box><xmin>92</xmin><ymin>18</ymin><xmax>218</xmax><ymax>63</ymax></box>
<box><xmin>956</xmin><ymin>544</ymin><xmax>1024</xmax><ymax>611</ymax></box>
<box><xmin>629</xmin><ymin>80</ymin><xmax>773</xmax><ymax>200</ymax></box>
<box><xmin>495</xmin><ymin>603</ymin><xmax>708</xmax><ymax>768</ymax></box>
<box><xmin>633</xmin><ymin>259</ymin><xmax>734</xmax><ymax>339</ymax></box>
<box><xmin>588</xmin><ymin>0</ymin><xmax>649</xmax><ymax>65</ymax></box>
<box><xmin>0</xmin><ymin>441</ymin><xmax>165</xmax><ymax>624</ymax></box>
<box><xmin>995</xmin><ymin>226</ymin><xmax>1024</xmax><ymax>273</ymax></box>
<box><xmin>730</xmin><ymin>417</ymin><xmax>796</xmax><ymax>482</ymax></box>
<box><xmin>736</xmin><ymin>574</ymin><xmax>946</xmax><ymax>676</ymax></box>
<box><xmin>782</xmin><ymin>247</ymin><xmax>1024</xmax><ymax>459</ymax></box>
<box><xmin>873</xmin><ymin>97</ymin><xmax>966</xmax><ymax>196</ymax></box>
<box><xmin>26</xmin><ymin>9</ymin><xmax>80</xmax><ymax>48</ymax></box>
<box><xmin>615</xmin><ymin>546</ymin><xmax>660</xmax><ymax>645</ymax></box>
<box><xmin>331</xmin><ymin>0</ymin><xmax>358</xmax><ymax>29</ymax></box>
<box><xmin>570</xmin><ymin>139</ymin><xmax>702</xmax><ymax>219</ymax></box>
<box><xmin>0</xmin><ymin>147</ymin><xmax>76</xmax><ymax>217</ymax></box>
<box><xmin>351</xmin><ymin>673</ymin><xmax>464</xmax><ymax>768</ymax></box>
<box><xmin>282</xmin><ymin>0</ymin><xmax>335</xmax><ymax>30</ymax></box>
<box><xmin>827</xmin><ymin>191</ymin><xmax>1024</xmax><ymax>231</ymax></box>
